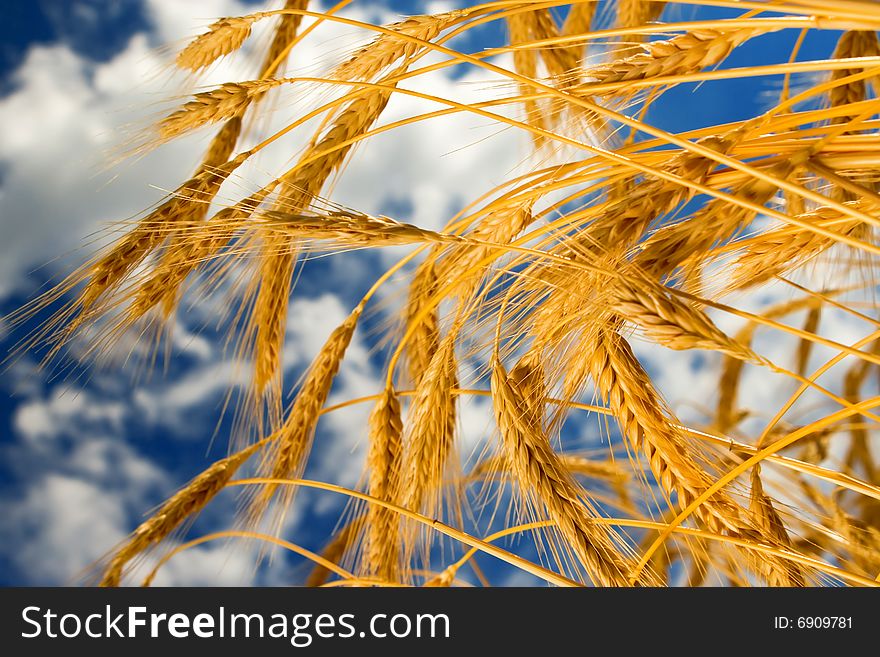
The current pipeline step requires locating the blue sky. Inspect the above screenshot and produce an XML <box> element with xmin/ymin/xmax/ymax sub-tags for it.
<box><xmin>0</xmin><ymin>1</ymin><xmax>859</xmax><ymax>586</ymax></box>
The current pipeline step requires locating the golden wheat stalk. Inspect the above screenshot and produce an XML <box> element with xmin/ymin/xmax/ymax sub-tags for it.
<box><xmin>830</xmin><ymin>30</ymin><xmax>880</xmax><ymax>128</ymax></box>
<box><xmin>399</xmin><ymin>336</ymin><xmax>458</xmax><ymax>522</ymax></box>
<box><xmin>610</xmin><ymin>278</ymin><xmax>769</xmax><ymax>366</ymax></box>
<box><xmin>575</xmin><ymin>28</ymin><xmax>763</xmax><ymax>96</ymax></box>
<box><xmin>530</xmin><ymin>7</ymin><xmax>581</xmax><ymax>78</ymax></box>
<box><xmin>179</xmin><ymin>0</ymin><xmax>309</xmax><ymax>197</ymax></box>
<box><xmin>363</xmin><ymin>388</ymin><xmax>404</xmax><ymax>582</ymax></box>
<box><xmin>334</xmin><ymin>10</ymin><xmax>466</xmax><ymax>81</ymax></box>
<box><xmin>248</xmin><ymin>75</ymin><xmax>397</xmax><ymax>416</ymax></box>
<box><xmin>160</xmin><ymin>80</ymin><xmax>289</xmax><ymax>141</ymax></box>
<box><xmin>177</xmin><ymin>15</ymin><xmax>266</xmax><ymax>71</ymax></box>
<box><xmin>491</xmin><ymin>358</ymin><xmax>638</xmax><ymax>586</ymax></box>
<box><xmin>507</xmin><ymin>11</ymin><xmax>549</xmax><ymax>146</ymax></box>
<box><xmin>252</xmin><ymin>243</ymin><xmax>298</xmax><ymax>419</ymax></box>
<box><xmin>250</xmin><ymin>307</ymin><xmax>361</xmax><ymax>527</ymax></box>
<box><xmin>637</xmin><ymin>159</ymin><xmax>797</xmax><ymax>278</ymax></box>
<box><xmin>749</xmin><ymin>466</ymin><xmax>806</xmax><ymax>586</ymax></box>
<box><xmin>617</xmin><ymin>0</ymin><xmax>665</xmax><ymax>35</ymax></box>
<box><xmin>177</xmin><ymin>18</ymin><xmax>254</xmax><ymax>71</ymax></box>
<box><xmin>588</xmin><ymin>328</ymin><xmax>744</xmax><ymax>536</ymax></box>
<box><xmin>403</xmin><ymin>258</ymin><xmax>442</xmax><ymax>387</ymax></box>
<box><xmin>730</xmin><ymin>202</ymin><xmax>869</xmax><ymax>289</ymax></box>
<box><xmin>261</xmin><ymin>0</ymin><xmax>310</xmax><ymax>76</ymax></box>
<box><xmin>255</xmin><ymin>209</ymin><xmax>467</xmax><ymax>246</ymax></box>
<box><xmin>100</xmin><ymin>442</ymin><xmax>263</xmax><ymax>586</ymax></box>
<box><xmin>129</xmin><ymin>188</ymin><xmax>274</xmax><ymax>321</ymax></box>
<box><xmin>67</xmin><ymin>154</ymin><xmax>247</xmax><ymax>330</ymax></box>
<box><xmin>573</xmin><ymin>132</ymin><xmax>742</xmax><ymax>257</ymax></box>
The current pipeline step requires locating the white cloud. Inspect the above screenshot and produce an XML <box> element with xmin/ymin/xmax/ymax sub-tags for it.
<box><xmin>2</xmin><ymin>471</ymin><xmax>262</xmax><ymax>586</ymax></box>
<box><xmin>14</xmin><ymin>386</ymin><xmax>127</xmax><ymax>442</ymax></box>
<box><xmin>4</xmin><ymin>474</ymin><xmax>128</xmax><ymax>584</ymax></box>
<box><xmin>138</xmin><ymin>542</ymin><xmax>259</xmax><ymax>587</ymax></box>
<box><xmin>132</xmin><ymin>360</ymin><xmax>247</xmax><ymax>430</ymax></box>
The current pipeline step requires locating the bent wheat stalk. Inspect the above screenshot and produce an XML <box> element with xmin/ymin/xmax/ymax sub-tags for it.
<box><xmin>491</xmin><ymin>358</ymin><xmax>640</xmax><ymax>587</ymax></box>
<box><xmin>100</xmin><ymin>442</ymin><xmax>263</xmax><ymax>587</ymax></box>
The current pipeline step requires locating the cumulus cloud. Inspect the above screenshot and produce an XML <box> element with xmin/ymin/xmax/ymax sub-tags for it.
<box><xmin>5</xmin><ymin>475</ymin><xmax>129</xmax><ymax>584</ymax></box>
<box><xmin>14</xmin><ymin>386</ymin><xmax>126</xmax><ymax>442</ymax></box>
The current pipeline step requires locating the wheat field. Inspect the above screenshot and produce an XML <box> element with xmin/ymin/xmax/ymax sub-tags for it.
<box><xmin>10</xmin><ymin>0</ymin><xmax>880</xmax><ymax>587</ymax></box>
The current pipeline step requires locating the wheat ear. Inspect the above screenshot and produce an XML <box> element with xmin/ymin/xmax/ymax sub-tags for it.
<box><xmin>530</xmin><ymin>8</ymin><xmax>581</xmax><ymax>77</ymax></box>
<box><xmin>561</xmin><ymin>2</ymin><xmax>597</xmax><ymax>63</ymax></box>
<box><xmin>100</xmin><ymin>441</ymin><xmax>262</xmax><ymax>586</ymax></box>
<box><xmin>363</xmin><ymin>388</ymin><xmax>404</xmax><ymax>582</ymax></box>
<box><xmin>160</xmin><ymin>80</ymin><xmax>289</xmax><ymax>141</ymax></box>
<box><xmin>637</xmin><ymin>159</ymin><xmax>796</xmax><ymax>278</ymax></box>
<box><xmin>730</xmin><ymin>203</ymin><xmax>868</xmax><ymax>290</ymax></box>
<box><xmin>334</xmin><ymin>10</ymin><xmax>465</xmax><ymax>81</ymax></box>
<box><xmin>830</xmin><ymin>30</ymin><xmax>880</xmax><ymax>128</ymax></box>
<box><xmin>398</xmin><ymin>336</ymin><xmax>459</xmax><ymax>574</ymax></box>
<box><xmin>130</xmin><ymin>188</ymin><xmax>272</xmax><ymax>321</ymax></box>
<box><xmin>249</xmin><ymin>307</ymin><xmax>361</xmax><ymax>528</ymax></box>
<box><xmin>403</xmin><ymin>257</ymin><xmax>442</xmax><ymax>387</ymax></box>
<box><xmin>507</xmin><ymin>11</ymin><xmax>548</xmax><ymax>146</ymax></box>
<box><xmin>260</xmin><ymin>0</ymin><xmax>309</xmax><ymax>77</ymax></box>
<box><xmin>610</xmin><ymin>278</ymin><xmax>769</xmax><ymax>366</ymax></box>
<box><xmin>249</xmin><ymin>78</ymin><xmax>396</xmax><ymax>415</ymax></box>
<box><xmin>252</xmin><ymin>243</ymin><xmax>298</xmax><ymax>421</ymax></box>
<box><xmin>579</xmin><ymin>28</ymin><xmax>760</xmax><ymax>96</ymax></box>
<box><xmin>400</xmin><ymin>336</ymin><xmax>458</xmax><ymax>518</ymax></box>
<box><xmin>74</xmin><ymin>154</ymin><xmax>246</xmax><ymax>320</ymax></box>
<box><xmin>491</xmin><ymin>358</ymin><xmax>638</xmax><ymax>586</ymax></box>
<box><xmin>176</xmin><ymin>15</ymin><xmax>264</xmax><ymax>71</ymax></box>
<box><xmin>589</xmin><ymin>328</ymin><xmax>744</xmax><ymax>535</ymax></box>
<box><xmin>749</xmin><ymin>466</ymin><xmax>806</xmax><ymax>586</ymax></box>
